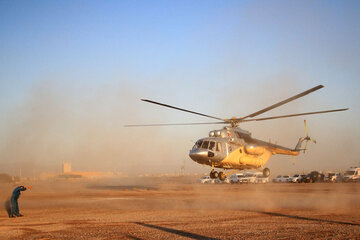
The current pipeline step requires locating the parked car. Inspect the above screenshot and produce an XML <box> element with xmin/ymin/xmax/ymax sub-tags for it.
<box><xmin>198</xmin><ymin>175</ymin><xmax>229</xmax><ymax>184</ymax></box>
<box><xmin>326</xmin><ymin>172</ymin><xmax>342</xmax><ymax>182</ymax></box>
<box><xmin>255</xmin><ymin>175</ymin><xmax>269</xmax><ymax>183</ymax></box>
<box><xmin>239</xmin><ymin>172</ymin><xmax>257</xmax><ymax>184</ymax></box>
<box><xmin>204</xmin><ymin>179</ymin><xmax>222</xmax><ymax>184</ymax></box>
<box><xmin>222</xmin><ymin>177</ymin><xmax>230</xmax><ymax>184</ymax></box>
<box><xmin>290</xmin><ymin>174</ymin><xmax>306</xmax><ymax>183</ymax></box>
<box><xmin>272</xmin><ymin>175</ymin><xmax>282</xmax><ymax>183</ymax></box>
<box><xmin>230</xmin><ymin>173</ymin><xmax>245</xmax><ymax>184</ymax></box>
<box><xmin>198</xmin><ymin>176</ymin><xmax>211</xmax><ymax>184</ymax></box>
<box><xmin>342</xmin><ymin>167</ymin><xmax>360</xmax><ymax>182</ymax></box>
<box><xmin>273</xmin><ymin>175</ymin><xmax>291</xmax><ymax>183</ymax></box>
<box><xmin>303</xmin><ymin>171</ymin><xmax>325</xmax><ymax>183</ymax></box>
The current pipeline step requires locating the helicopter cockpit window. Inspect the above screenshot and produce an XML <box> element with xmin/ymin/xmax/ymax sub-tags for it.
<box><xmin>216</xmin><ymin>142</ymin><xmax>222</xmax><ymax>152</ymax></box>
<box><xmin>202</xmin><ymin>141</ymin><xmax>209</xmax><ymax>149</ymax></box>
<box><xmin>209</xmin><ymin>141</ymin><xmax>215</xmax><ymax>151</ymax></box>
<box><xmin>193</xmin><ymin>140</ymin><xmax>203</xmax><ymax>150</ymax></box>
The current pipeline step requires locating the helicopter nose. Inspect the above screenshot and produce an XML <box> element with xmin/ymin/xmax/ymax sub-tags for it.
<box><xmin>189</xmin><ymin>149</ymin><xmax>209</xmax><ymax>163</ymax></box>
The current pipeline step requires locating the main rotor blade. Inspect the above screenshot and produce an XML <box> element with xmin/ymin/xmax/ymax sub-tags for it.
<box><xmin>124</xmin><ymin>121</ymin><xmax>227</xmax><ymax>127</ymax></box>
<box><xmin>241</xmin><ymin>108</ymin><xmax>349</xmax><ymax>122</ymax></box>
<box><xmin>240</xmin><ymin>85</ymin><xmax>324</xmax><ymax>121</ymax></box>
<box><xmin>141</xmin><ymin>99</ymin><xmax>226</xmax><ymax>121</ymax></box>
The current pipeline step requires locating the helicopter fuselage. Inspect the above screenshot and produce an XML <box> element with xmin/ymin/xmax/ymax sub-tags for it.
<box><xmin>189</xmin><ymin>127</ymin><xmax>300</xmax><ymax>171</ymax></box>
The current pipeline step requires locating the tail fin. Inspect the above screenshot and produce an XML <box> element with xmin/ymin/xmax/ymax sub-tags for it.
<box><xmin>295</xmin><ymin>137</ymin><xmax>306</xmax><ymax>151</ymax></box>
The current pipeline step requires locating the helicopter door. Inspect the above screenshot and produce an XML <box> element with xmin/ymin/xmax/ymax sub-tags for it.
<box><xmin>207</xmin><ymin>141</ymin><xmax>216</xmax><ymax>158</ymax></box>
<box><xmin>224</xmin><ymin>143</ymin><xmax>229</xmax><ymax>155</ymax></box>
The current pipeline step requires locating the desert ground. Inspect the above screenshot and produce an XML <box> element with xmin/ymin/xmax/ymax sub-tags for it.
<box><xmin>0</xmin><ymin>177</ymin><xmax>359</xmax><ymax>240</ymax></box>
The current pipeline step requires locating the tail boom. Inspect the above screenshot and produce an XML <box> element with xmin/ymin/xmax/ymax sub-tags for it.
<box><xmin>267</xmin><ymin>137</ymin><xmax>305</xmax><ymax>156</ymax></box>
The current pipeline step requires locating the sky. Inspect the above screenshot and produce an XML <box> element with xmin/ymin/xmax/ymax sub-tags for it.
<box><xmin>0</xmin><ymin>0</ymin><xmax>359</xmax><ymax>177</ymax></box>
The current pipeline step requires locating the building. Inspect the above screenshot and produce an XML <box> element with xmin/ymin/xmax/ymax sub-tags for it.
<box><xmin>62</xmin><ymin>162</ymin><xmax>72</xmax><ymax>173</ymax></box>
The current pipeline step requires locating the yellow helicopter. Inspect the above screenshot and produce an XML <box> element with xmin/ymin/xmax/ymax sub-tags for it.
<box><xmin>125</xmin><ymin>85</ymin><xmax>348</xmax><ymax>180</ymax></box>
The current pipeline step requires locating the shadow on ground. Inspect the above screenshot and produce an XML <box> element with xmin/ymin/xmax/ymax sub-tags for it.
<box><xmin>254</xmin><ymin>210</ymin><xmax>360</xmax><ymax>226</ymax></box>
<box><xmin>135</xmin><ymin>222</ymin><xmax>220</xmax><ymax>240</ymax></box>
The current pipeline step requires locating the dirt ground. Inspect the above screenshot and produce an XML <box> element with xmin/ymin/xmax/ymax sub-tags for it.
<box><xmin>0</xmin><ymin>177</ymin><xmax>359</xmax><ymax>240</ymax></box>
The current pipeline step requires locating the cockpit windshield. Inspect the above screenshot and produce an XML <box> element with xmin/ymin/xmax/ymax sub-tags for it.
<box><xmin>202</xmin><ymin>141</ymin><xmax>209</xmax><ymax>149</ymax></box>
<box><xmin>193</xmin><ymin>140</ymin><xmax>223</xmax><ymax>152</ymax></box>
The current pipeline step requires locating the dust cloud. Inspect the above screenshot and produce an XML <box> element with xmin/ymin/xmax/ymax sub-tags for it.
<box><xmin>2</xmin><ymin>177</ymin><xmax>358</xmax><ymax>215</ymax></box>
<box><xmin>0</xmin><ymin>80</ymin><xmax>193</xmax><ymax>177</ymax></box>
<box><xmin>0</xmin><ymin>77</ymin><xmax>355</xmax><ymax>178</ymax></box>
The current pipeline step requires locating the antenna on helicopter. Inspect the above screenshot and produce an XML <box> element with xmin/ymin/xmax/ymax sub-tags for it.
<box><xmin>303</xmin><ymin>120</ymin><xmax>317</xmax><ymax>153</ymax></box>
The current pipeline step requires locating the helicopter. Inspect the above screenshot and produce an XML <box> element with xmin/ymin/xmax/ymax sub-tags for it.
<box><xmin>125</xmin><ymin>85</ymin><xmax>348</xmax><ymax>181</ymax></box>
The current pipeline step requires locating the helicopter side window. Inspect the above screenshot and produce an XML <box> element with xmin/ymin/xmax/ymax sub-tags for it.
<box><xmin>202</xmin><ymin>141</ymin><xmax>209</xmax><ymax>149</ymax></box>
<box><xmin>209</xmin><ymin>141</ymin><xmax>215</xmax><ymax>151</ymax></box>
<box><xmin>216</xmin><ymin>142</ymin><xmax>222</xmax><ymax>152</ymax></box>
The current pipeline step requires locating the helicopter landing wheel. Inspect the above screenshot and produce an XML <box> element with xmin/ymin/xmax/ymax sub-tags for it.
<box><xmin>210</xmin><ymin>171</ymin><xmax>218</xmax><ymax>179</ymax></box>
<box><xmin>219</xmin><ymin>172</ymin><xmax>226</xmax><ymax>181</ymax></box>
<box><xmin>263</xmin><ymin>168</ymin><xmax>270</xmax><ymax>177</ymax></box>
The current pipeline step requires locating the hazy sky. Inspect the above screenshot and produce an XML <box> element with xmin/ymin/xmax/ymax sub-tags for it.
<box><xmin>0</xmin><ymin>1</ymin><xmax>359</xmax><ymax>176</ymax></box>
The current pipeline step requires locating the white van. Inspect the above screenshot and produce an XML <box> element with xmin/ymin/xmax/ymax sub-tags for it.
<box><xmin>343</xmin><ymin>167</ymin><xmax>360</xmax><ymax>182</ymax></box>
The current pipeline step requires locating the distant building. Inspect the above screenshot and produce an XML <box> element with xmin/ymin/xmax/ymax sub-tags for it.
<box><xmin>39</xmin><ymin>162</ymin><xmax>127</xmax><ymax>180</ymax></box>
<box><xmin>62</xmin><ymin>162</ymin><xmax>72</xmax><ymax>173</ymax></box>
